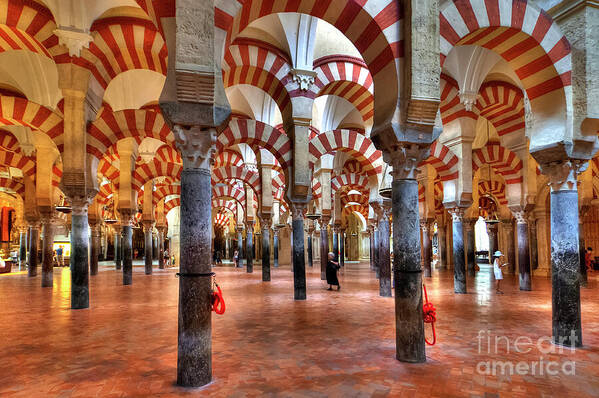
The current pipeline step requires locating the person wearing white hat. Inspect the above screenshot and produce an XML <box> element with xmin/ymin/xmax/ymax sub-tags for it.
<box><xmin>493</xmin><ymin>250</ymin><xmax>508</xmax><ymax>294</ymax></box>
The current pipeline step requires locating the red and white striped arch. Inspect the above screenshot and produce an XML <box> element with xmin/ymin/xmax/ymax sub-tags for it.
<box><xmin>439</xmin><ymin>74</ymin><xmax>477</xmax><ymax>125</ymax></box>
<box><xmin>78</xmin><ymin>17</ymin><xmax>167</xmax><ymax>90</ymax></box>
<box><xmin>0</xmin><ymin>96</ymin><xmax>64</xmax><ymax>151</ymax></box>
<box><xmin>213</xmin><ymin>212</ymin><xmax>231</xmax><ymax>228</ymax></box>
<box><xmin>165</xmin><ymin>197</ymin><xmax>181</xmax><ymax>214</ymax></box>
<box><xmin>87</xmin><ymin>108</ymin><xmax>173</xmax><ymax>160</ymax></box>
<box><xmin>331</xmin><ymin>173</ymin><xmax>369</xmax><ymax>195</ymax></box>
<box><xmin>472</xmin><ymin>143</ymin><xmax>523</xmax><ymax>184</ymax></box>
<box><xmin>342</xmin><ymin>159</ymin><xmax>364</xmax><ymax>175</ymax></box>
<box><xmin>217</xmin><ymin>118</ymin><xmax>291</xmax><ymax>169</ymax></box>
<box><xmin>476</xmin><ymin>81</ymin><xmax>525</xmax><ymax>138</ymax></box>
<box><xmin>214</xmin><ymin>150</ymin><xmax>244</xmax><ymax>168</ymax></box>
<box><xmin>0</xmin><ymin>177</ymin><xmax>24</xmax><ymax>198</ymax></box>
<box><xmin>223</xmin><ymin>43</ymin><xmax>292</xmax><ymax>121</ymax></box>
<box><xmin>0</xmin><ymin>0</ymin><xmax>63</xmax><ymax>59</ymax></box>
<box><xmin>313</xmin><ymin>57</ymin><xmax>374</xmax><ymax>125</ymax></box>
<box><xmin>0</xmin><ymin>150</ymin><xmax>35</xmax><ymax>177</ymax></box>
<box><xmin>212</xmin><ymin>198</ymin><xmax>237</xmax><ymax>214</ymax></box>
<box><xmin>311</xmin><ymin>178</ymin><xmax>322</xmax><ymax>202</ymax></box>
<box><xmin>132</xmin><ymin>160</ymin><xmax>182</xmax><ymax>192</ymax></box>
<box><xmin>153</xmin><ymin>183</ymin><xmax>180</xmax><ymax>202</ymax></box>
<box><xmin>211</xmin><ymin>166</ymin><xmax>261</xmax><ymax>200</ymax></box>
<box><xmin>343</xmin><ymin>203</ymin><xmax>368</xmax><ymax>219</ymax></box>
<box><xmin>0</xmin><ymin>129</ymin><xmax>18</xmax><ymax>151</ymax></box>
<box><xmin>309</xmin><ymin>130</ymin><xmax>383</xmax><ymax>176</ymax></box>
<box><xmin>212</xmin><ymin>184</ymin><xmax>246</xmax><ymax>207</ymax></box>
<box><xmin>440</xmin><ymin>0</ymin><xmax>571</xmax><ymax>102</ymax></box>
<box><xmin>155</xmin><ymin>144</ymin><xmax>181</xmax><ymax>164</ymax></box>
<box><xmin>341</xmin><ymin>192</ymin><xmax>368</xmax><ymax>207</ymax></box>
<box><xmin>478</xmin><ymin>179</ymin><xmax>507</xmax><ymax>205</ymax></box>
<box><xmin>217</xmin><ymin>0</ymin><xmax>402</xmax><ymax>128</ymax></box>
<box><xmin>420</xmin><ymin>141</ymin><xmax>459</xmax><ymax>181</ymax></box>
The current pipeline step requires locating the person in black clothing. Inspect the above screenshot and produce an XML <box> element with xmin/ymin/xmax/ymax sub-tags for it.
<box><xmin>326</xmin><ymin>252</ymin><xmax>341</xmax><ymax>291</ymax></box>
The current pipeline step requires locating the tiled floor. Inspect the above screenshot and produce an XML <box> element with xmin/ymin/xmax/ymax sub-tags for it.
<box><xmin>0</xmin><ymin>261</ymin><xmax>598</xmax><ymax>397</ymax></box>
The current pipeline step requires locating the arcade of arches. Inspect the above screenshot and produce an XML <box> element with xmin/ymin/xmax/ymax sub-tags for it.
<box><xmin>0</xmin><ymin>0</ymin><xmax>598</xmax><ymax>396</ymax></box>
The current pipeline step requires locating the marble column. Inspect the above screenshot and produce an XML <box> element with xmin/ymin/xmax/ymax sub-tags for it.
<box><xmin>246</xmin><ymin>221</ymin><xmax>254</xmax><ymax>273</ymax></box>
<box><xmin>177</xmin><ymin>165</ymin><xmax>214</xmax><ymax>386</ymax></box>
<box><xmin>340</xmin><ymin>228</ymin><xmax>345</xmax><ymax>268</ymax></box>
<box><xmin>237</xmin><ymin>226</ymin><xmax>243</xmax><ymax>268</ymax></box>
<box><xmin>143</xmin><ymin>223</ymin><xmax>153</xmax><ymax>275</ymax></box>
<box><xmin>41</xmin><ymin>218</ymin><xmax>55</xmax><ymax>287</ymax></box>
<box><xmin>71</xmin><ymin>202</ymin><xmax>91</xmax><ymax>309</ymax></box>
<box><xmin>114</xmin><ymin>227</ymin><xmax>122</xmax><ymax>270</ymax></box>
<box><xmin>28</xmin><ymin>224</ymin><xmax>39</xmax><ymax>277</ymax></box>
<box><xmin>291</xmin><ymin>204</ymin><xmax>307</xmax><ymax>300</ymax></box>
<box><xmin>578</xmin><ymin>212</ymin><xmax>588</xmax><ymax>287</ymax></box>
<box><xmin>158</xmin><ymin>229</ymin><xmax>165</xmax><ymax>269</ymax></box>
<box><xmin>464</xmin><ymin>219</ymin><xmax>476</xmax><ymax>278</ymax></box>
<box><xmin>121</xmin><ymin>219</ymin><xmax>133</xmax><ymax>285</ymax></box>
<box><xmin>19</xmin><ymin>228</ymin><xmax>27</xmax><ymax>269</ymax></box>
<box><xmin>262</xmin><ymin>222</ymin><xmax>271</xmax><ymax>282</ymax></box>
<box><xmin>369</xmin><ymin>226</ymin><xmax>375</xmax><ymax>270</ymax></box>
<box><xmin>377</xmin><ymin>204</ymin><xmax>392</xmax><ymax>297</ymax></box>
<box><xmin>320</xmin><ymin>216</ymin><xmax>330</xmax><ymax>280</ymax></box>
<box><xmin>421</xmin><ymin>221</ymin><xmax>432</xmax><ymax>278</ymax></box>
<box><xmin>392</xmin><ymin>177</ymin><xmax>425</xmax><ymax>363</ymax></box>
<box><xmin>487</xmin><ymin>223</ymin><xmax>499</xmax><ymax>266</ymax></box>
<box><xmin>437</xmin><ymin>222</ymin><xmax>447</xmax><ymax>269</ymax></box>
<box><xmin>90</xmin><ymin>224</ymin><xmax>101</xmax><ymax>276</ymax></box>
<box><xmin>153</xmin><ymin>233</ymin><xmax>159</xmax><ymax>260</ymax></box>
<box><xmin>373</xmin><ymin>226</ymin><xmax>380</xmax><ymax>278</ymax></box>
<box><xmin>450</xmin><ymin>209</ymin><xmax>467</xmax><ymax>294</ymax></box>
<box><xmin>515</xmin><ymin>213</ymin><xmax>531</xmax><ymax>291</ymax></box>
<box><xmin>307</xmin><ymin>229</ymin><xmax>313</xmax><ymax>267</ymax></box>
<box><xmin>332</xmin><ymin>227</ymin><xmax>339</xmax><ymax>262</ymax></box>
<box><xmin>544</xmin><ymin>161</ymin><xmax>583</xmax><ymax>347</ymax></box>
<box><xmin>529</xmin><ymin>217</ymin><xmax>539</xmax><ymax>271</ymax></box>
<box><xmin>501</xmin><ymin>220</ymin><xmax>516</xmax><ymax>274</ymax></box>
<box><xmin>273</xmin><ymin>227</ymin><xmax>279</xmax><ymax>267</ymax></box>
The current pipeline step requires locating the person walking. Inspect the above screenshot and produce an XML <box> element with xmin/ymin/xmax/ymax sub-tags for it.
<box><xmin>493</xmin><ymin>250</ymin><xmax>508</xmax><ymax>294</ymax></box>
<box><xmin>326</xmin><ymin>252</ymin><xmax>341</xmax><ymax>291</ymax></box>
<box><xmin>56</xmin><ymin>245</ymin><xmax>64</xmax><ymax>267</ymax></box>
<box><xmin>585</xmin><ymin>247</ymin><xmax>593</xmax><ymax>273</ymax></box>
<box><xmin>233</xmin><ymin>250</ymin><xmax>239</xmax><ymax>267</ymax></box>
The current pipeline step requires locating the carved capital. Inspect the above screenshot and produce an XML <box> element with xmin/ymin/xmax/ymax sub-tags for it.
<box><xmin>260</xmin><ymin>216</ymin><xmax>272</xmax><ymax>231</ymax></box>
<box><xmin>463</xmin><ymin>218</ymin><xmax>477</xmax><ymax>231</ymax></box>
<box><xmin>291</xmin><ymin>202</ymin><xmax>307</xmax><ymax>221</ymax></box>
<box><xmin>118</xmin><ymin>209</ymin><xmax>136</xmax><ymax>226</ymax></box>
<box><xmin>290</xmin><ymin>69</ymin><xmax>316</xmax><ymax>91</ymax></box>
<box><xmin>54</xmin><ymin>27</ymin><xmax>93</xmax><ymax>57</ymax></box>
<box><xmin>458</xmin><ymin>90</ymin><xmax>479</xmax><ymax>111</ymax></box>
<box><xmin>320</xmin><ymin>214</ymin><xmax>331</xmax><ymax>227</ymax></box>
<box><xmin>448</xmin><ymin>207</ymin><xmax>464</xmax><ymax>223</ymax></box>
<box><xmin>539</xmin><ymin>160</ymin><xmax>588</xmax><ymax>192</ymax></box>
<box><xmin>512</xmin><ymin>211</ymin><xmax>527</xmax><ymax>225</ymax></box>
<box><xmin>384</xmin><ymin>143</ymin><xmax>429</xmax><ymax>180</ymax></box>
<box><xmin>142</xmin><ymin>221</ymin><xmax>155</xmax><ymax>232</ymax></box>
<box><xmin>371</xmin><ymin>199</ymin><xmax>392</xmax><ymax>221</ymax></box>
<box><xmin>173</xmin><ymin>125</ymin><xmax>216</xmax><ymax>169</ymax></box>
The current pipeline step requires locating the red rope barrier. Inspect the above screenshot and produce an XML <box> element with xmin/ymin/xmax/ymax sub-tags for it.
<box><xmin>422</xmin><ymin>284</ymin><xmax>436</xmax><ymax>345</ymax></box>
<box><xmin>212</xmin><ymin>283</ymin><xmax>226</xmax><ymax>314</ymax></box>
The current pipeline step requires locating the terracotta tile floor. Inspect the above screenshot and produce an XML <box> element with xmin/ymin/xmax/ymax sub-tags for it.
<box><xmin>1</xmin><ymin>261</ymin><xmax>598</xmax><ymax>397</ymax></box>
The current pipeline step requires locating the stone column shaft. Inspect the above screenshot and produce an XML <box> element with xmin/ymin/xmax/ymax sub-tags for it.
<box><xmin>451</xmin><ymin>210</ymin><xmax>467</xmax><ymax>294</ymax></box>
<box><xmin>437</xmin><ymin>224</ymin><xmax>447</xmax><ymax>269</ymax></box>
<box><xmin>177</xmin><ymin>168</ymin><xmax>213</xmax><ymax>385</ymax></box>
<box><xmin>41</xmin><ymin>220</ymin><xmax>55</xmax><ymax>287</ymax></box>
<box><xmin>19</xmin><ymin>230</ymin><xmax>27</xmax><ymax>267</ymax></box>
<box><xmin>273</xmin><ymin>229</ymin><xmax>279</xmax><ymax>267</ymax></box>
<box><xmin>262</xmin><ymin>227</ymin><xmax>270</xmax><ymax>282</ymax></box>
<box><xmin>122</xmin><ymin>223</ymin><xmax>133</xmax><ymax>285</ymax></box>
<box><xmin>340</xmin><ymin>230</ymin><xmax>345</xmax><ymax>268</ymax></box>
<box><xmin>333</xmin><ymin>230</ymin><xmax>339</xmax><ymax>262</ymax></box>
<box><xmin>71</xmin><ymin>206</ymin><xmax>90</xmax><ymax>309</ymax></box>
<box><xmin>246</xmin><ymin>222</ymin><xmax>254</xmax><ymax>273</ymax></box>
<box><xmin>114</xmin><ymin>229</ymin><xmax>121</xmax><ymax>270</ymax></box>
<box><xmin>237</xmin><ymin>228</ymin><xmax>243</xmax><ymax>267</ymax></box>
<box><xmin>465</xmin><ymin>221</ymin><xmax>475</xmax><ymax>278</ymax></box>
<box><xmin>320</xmin><ymin>219</ymin><xmax>329</xmax><ymax>280</ymax></box>
<box><xmin>90</xmin><ymin>224</ymin><xmax>101</xmax><ymax>276</ymax></box>
<box><xmin>158</xmin><ymin>230</ymin><xmax>165</xmax><ymax>269</ymax></box>
<box><xmin>516</xmin><ymin>216</ymin><xmax>531</xmax><ymax>291</ymax></box>
<box><xmin>144</xmin><ymin>225</ymin><xmax>153</xmax><ymax>275</ymax></box>
<box><xmin>28</xmin><ymin>226</ymin><xmax>39</xmax><ymax>277</ymax></box>
<box><xmin>378</xmin><ymin>216</ymin><xmax>391</xmax><ymax>297</ymax></box>
<box><xmin>421</xmin><ymin>222</ymin><xmax>432</xmax><ymax>278</ymax></box>
<box><xmin>393</xmin><ymin>179</ymin><xmax>425</xmax><ymax>363</ymax></box>
<box><xmin>292</xmin><ymin>205</ymin><xmax>307</xmax><ymax>300</ymax></box>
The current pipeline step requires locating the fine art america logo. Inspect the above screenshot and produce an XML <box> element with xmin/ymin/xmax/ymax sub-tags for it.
<box><xmin>476</xmin><ymin>330</ymin><xmax>577</xmax><ymax>376</ymax></box>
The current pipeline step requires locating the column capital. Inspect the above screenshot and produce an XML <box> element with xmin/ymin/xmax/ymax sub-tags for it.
<box><xmin>260</xmin><ymin>215</ymin><xmax>272</xmax><ymax>231</ymax></box>
<box><xmin>142</xmin><ymin>220</ymin><xmax>155</xmax><ymax>232</ymax></box>
<box><xmin>290</xmin><ymin>202</ymin><xmax>307</xmax><ymax>221</ymax></box>
<box><xmin>463</xmin><ymin>218</ymin><xmax>476</xmax><ymax>231</ymax></box>
<box><xmin>447</xmin><ymin>207</ymin><xmax>465</xmax><ymax>223</ymax></box>
<box><xmin>173</xmin><ymin>125</ymin><xmax>216</xmax><ymax>170</ymax></box>
<box><xmin>371</xmin><ymin>198</ymin><xmax>392</xmax><ymax>220</ymax></box>
<box><xmin>539</xmin><ymin>159</ymin><xmax>588</xmax><ymax>192</ymax></box>
<box><xmin>320</xmin><ymin>214</ymin><xmax>331</xmax><ymax>226</ymax></box>
<box><xmin>290</xmin><ymin>68</ymin><xmax>317</xmax><ymax>91</ymax></box>
<box><xmin>54</xmin><ymin>27</ymin><xmax>93</xmax><ymax>57</ymax></box>
<box><xmin>383</xmin><ymin>143</ymin><xmax>430</xmax><ymax>180</ymax></box>
<box><xmin>118</xmin><ymin>209</ymin><xmax>137</xmax><ymax>226</ymax></box>
<box><xmin>512</xmin><ymin>211</ymin><xmax>528</xmax><ymax>225</ymax></box>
